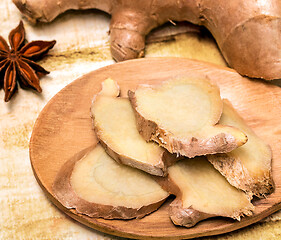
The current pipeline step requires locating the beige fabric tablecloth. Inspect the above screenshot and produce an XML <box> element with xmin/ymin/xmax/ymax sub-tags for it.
<box><xmin>1</xmin><ymin>1</ymin><xmax>281</xmax><ymax>239</ymax></box>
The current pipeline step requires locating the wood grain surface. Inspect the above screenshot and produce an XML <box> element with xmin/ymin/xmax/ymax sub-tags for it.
<box><xmin>29</xmin><ymin>58</ymin><xmax>281</xmax><ymax>239</ymax></box>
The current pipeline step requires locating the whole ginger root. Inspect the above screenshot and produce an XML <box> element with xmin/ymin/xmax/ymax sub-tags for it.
<box><xmin>13</xmin><ymin>0</ymin><xmax>281</xmax><ymax>80</ymax></box>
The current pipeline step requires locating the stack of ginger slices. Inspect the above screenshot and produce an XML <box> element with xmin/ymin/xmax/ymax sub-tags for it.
<box><xmin>53</xmin><ymin>77</ymin><xmax>274</xmax><ymax>228</ymax></box>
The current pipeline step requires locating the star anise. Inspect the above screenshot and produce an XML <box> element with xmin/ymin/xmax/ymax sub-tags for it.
<box><xmin>0</xmin><ymin>21</ymin><xmax>56</xmax><ymax>102</ymax></box>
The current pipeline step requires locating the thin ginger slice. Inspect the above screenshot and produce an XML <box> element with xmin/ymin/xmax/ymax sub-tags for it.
<box><xmin>53</xmin><ymin>144</ymin><xmax>169</xmax><ymax>219</ymax></box>
<box><xmin>207</xmin><ymin>100</ymin><xmax>274</xmax><ymax>198</ymax></box>
<box><xmin>91</xmin><ymin>79</ymin><xmax>177</xmax><ymax>176</ymax></box>
<box><xmin>128</xmin><ymin>77</ymin><xmax>247</xmax><ymax>158</ymax></box>
<box><xmin>156</xmin><ymin>157</ymin><xmax>254</xmax><ymax>228</ymax></box>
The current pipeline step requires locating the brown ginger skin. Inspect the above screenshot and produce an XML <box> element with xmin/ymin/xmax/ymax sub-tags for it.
<box><xmin>13</xmin><ymin>0</ymin><xmax>281</xmax><ymax>80</ymax></box>
<box><xmin>169</xmin><ymin>200</ymin><xmax>214</xmax><ymax>228</ymax></box>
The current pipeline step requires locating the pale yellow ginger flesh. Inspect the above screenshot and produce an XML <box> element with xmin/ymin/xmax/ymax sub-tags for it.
<box><xmin>71</xmin><ymin>145</ymin><xmax>169</xmax><ymax>209</ymax></box>
<box><xmin>91</xmin><ymin>79</ymin><xmax>170</xmax><ymax>176</ymax></box>
<box><xmin>129</xmin><ymin>77</ymin><xmax>247</xmax><ymax>157</ymax></box>
<box><xmin>168</xmin><ymin>157</ymin><xmax>253</xmax><ymax>221</ymax></box>
<box><xmin>134</xmin><ymin>78</ymin><xmax>221</xmax><ymax>135</ymax></box>
<box><xmin>207</xmin><ymin>100</ymin><xmax>274</xmax><ymax>197</ymax></box>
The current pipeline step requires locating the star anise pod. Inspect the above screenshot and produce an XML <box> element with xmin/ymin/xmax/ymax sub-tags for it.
<box><xmin>0</xmin><ymin>21</ymin><xmax>56</xmax><ymax>102</ymax></box>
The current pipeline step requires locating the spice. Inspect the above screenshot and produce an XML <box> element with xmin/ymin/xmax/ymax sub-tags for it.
<box><xmin>0</xmin><ymin>21</ymin><xmax>56</xmax><ymax>102</ymax></box>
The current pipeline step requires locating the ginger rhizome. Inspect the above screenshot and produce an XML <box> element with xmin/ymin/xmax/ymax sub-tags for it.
<box><xmin>13</xmin><ymin>0</ymin><xmax>281</xmax><ymax>80</ymax></box>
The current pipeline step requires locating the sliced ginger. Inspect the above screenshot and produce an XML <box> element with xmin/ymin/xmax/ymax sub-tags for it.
<box><xmin>128</xmin><ymin>77</ymin><xmax>247</xmax><ymax>158</ymax></box>
<box><xmin>207</xmin><ymin>100</ymin><xmax>274</xmax><ymax>197</ymax></box>
<box><xmin>157</xmin><ymin>157</ymin><xmax>254</xmax><ymax>227</ymax></box>
<box><xmin>53</xmin><ymin>144</ymin><xmax>169</xmax><ymax>219</ymax></box>
<box><xmin>53</xmin><ymin>78</ymin><xmax>273</xmax><ymax>226</ymax></box>
<box><xmin>91</xmin><ymin>78</ymin><xmax>177</xmax><ymax>176</ymax></box>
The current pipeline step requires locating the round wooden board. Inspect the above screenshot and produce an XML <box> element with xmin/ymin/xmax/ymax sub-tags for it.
<box><xmin>30</xmin><ymin>58</ymin><xmax>281</xmax><ymax>240</ymax></box>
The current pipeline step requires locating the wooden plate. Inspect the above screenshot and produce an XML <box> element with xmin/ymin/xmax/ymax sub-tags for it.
<box><xmin>30</xmin><ymin>58</ymin><xmax>281</xmax><ymax>239</ymax></box>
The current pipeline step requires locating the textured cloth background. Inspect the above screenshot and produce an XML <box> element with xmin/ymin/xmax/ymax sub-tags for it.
<box><xmin>0</xmin><ymin>1</ymin><xmax>281</xmax><ymax>239</ymax></box>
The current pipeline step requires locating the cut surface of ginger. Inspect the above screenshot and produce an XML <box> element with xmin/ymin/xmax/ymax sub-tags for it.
<box><xmin>71</xmin><ymin>145</ymin><xmax>168</xmax><ymax>207</ymax></box>
<box><xmin>53</xmin><ymin>144</ymin><xmax>169</xmax><ymax>219</ymax></box>
<box><xmin>165</xmin><ymin>157</ymin><xmax>253</xmax><ymax>227</ymax></box>
<box><xmin>207</xmin><ymin>100</ymin><xmax>274</xmax><ymax>197</ymax></box>
<box><xmin>91</xmin><ymin>78</ymin><xmax>176</xmax><ymax>176</ymax></box>
<box><xmin>132</xmin><ymin>81</ymin><xmax>219</xmax><ymax>135</ymax></box>
<box><xmin>129</xmin><ymin>77</ymin><xmax>247</xmax><ymax>157</ymax></box>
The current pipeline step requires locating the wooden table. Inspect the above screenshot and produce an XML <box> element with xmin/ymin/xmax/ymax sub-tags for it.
<box><xmin>0</xmin><ymin>0</ymin><xmax>280</xmax><ymax>239</ymax></box>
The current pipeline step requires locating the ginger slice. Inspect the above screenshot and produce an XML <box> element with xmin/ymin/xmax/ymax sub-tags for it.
<box><xmin>207</xmin><ymin>100</ymin><xmax>274</xmax><ymax>198</ymax></box>
<box><xmin>156</xmin><ymin>157</ymin><xmax>254</xmax><ymax>228</ymax></box>
<box><xmin>53</xmin><ymin>144</ymin><xmax>169</xmax><ymax>219</ymax></box>
<box><xmin>91</xmin><ymin>79</ymin><xmax>177</xmax><ymax>176</ymax></box>
<box><xmin>128</xmin><ymin>78</ymin><xmax>247</xmax><ymax>158</ymax></box>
